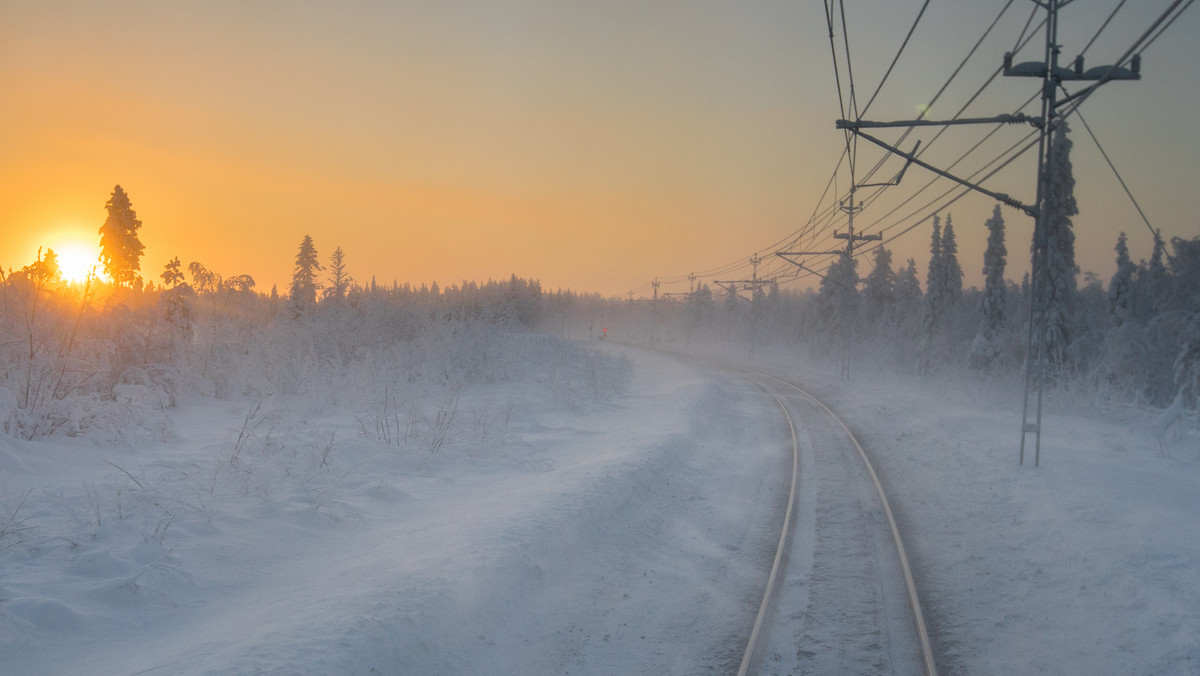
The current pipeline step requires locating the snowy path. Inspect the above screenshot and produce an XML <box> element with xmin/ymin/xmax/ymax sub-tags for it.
<box><xmin>3</xmin><ymin>349</ymin><xmax>794</xmax><ymax>674</ymax></box>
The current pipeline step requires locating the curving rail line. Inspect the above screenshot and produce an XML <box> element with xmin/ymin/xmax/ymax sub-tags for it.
<box><xmin>736</xmin><ymin>377</ymin><xmax>799</xmax><ymax>676</ymax></box>
<box><xmin>737</xmin><ymin>369</ymin><xmax>937</xmax><ymax>676</ymax></box>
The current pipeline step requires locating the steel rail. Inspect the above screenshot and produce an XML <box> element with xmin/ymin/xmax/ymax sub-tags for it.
<box><xmin>736</xmin><ymin>377</ymin><xmax>799</xmax><ymax>676</ymax></box>
<box><xmin>621</xmin><ymin>342</ymin><xmax>933</xmax><ymax>674</ymax></box>
<box><xmin>760</xmin><ymin>371</ymin><xmax>937</xmax><ymax>676</ymax></box>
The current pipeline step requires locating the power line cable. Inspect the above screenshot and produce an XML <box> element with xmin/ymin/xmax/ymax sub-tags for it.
<box><xmin>1011</xmin><ymin>2</ymin><xmax>1040</xmax><ymax>55</ymax></box>
<box><xmin>1142</xmin><ymin>0</ymin><xmax>1195</xmax><ymax>51</ymax></box>
<box><xmin>774</xmin><ymin>0</ymin><xmax>1031</xmax><ymax>287</ymax></box>
<box><xmin>859</xmin><ymin>0</ymin><xmax>932</xmax><ymax>118</ymax></box>
<box><xmin>860</xmin><ymin>91</ymin><xmax>1040</xmax><ymax>235</ymax></box>
<box><xmin>1068</xmin><ymin>103</ymin><xmax>1157</xmax><ymax>241</ymax></box>
<box><xmin>827</xmin><ymin>5</ymin><xmax>1038</xmax><ymax>255</ymax></box>
<box><xmin>701</xmin><ymin>2</ymin><xmax>1032</xmax><ymax>286</ymax></box>
<box><xmin>1076</xmin><ymin>0</ymin><xmax>1129</xmax><ymax>58</ymax></box>
<box><xmin>821</xmin><ymin>0</ymin><xmax>1188</xmax><ymax>290</ymax></box>
<box><xmin>837</xmin><ymin>0</ymin><xmax>861</xmax><ymax>123</ymax></box>
<box><xmin>824</xmin><ymin>1</ymin><xmax>855</xmax><ymax>168</ymax></box>
<box><xmin>1057</xmin><ymin>0</ymin><xmax>1189</xmax><ymax>122</ymax></box>
<box><xmin>877</xmin><ymin>131</ymin><xmax>1041</xmax><ymax>245</ymax></box>
<box><xmin>842</xmin><ymin>0</ymin><xmax>1021</xmax><ymax>199</ymax></box>
<box><xmin>793</xmin><ymin>1</ymin><xmax>1188</xmax><ymax>287</ymax></box>
<box><xmin>659</xmin><ymin>1</ymin><xmax>1042</xmax><ymax>290</ymax></box>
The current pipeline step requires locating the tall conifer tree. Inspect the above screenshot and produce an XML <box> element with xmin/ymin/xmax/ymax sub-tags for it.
<box><xmin>325</xmin><ymin>246</ymin><xmax>352</xmax><ymax>302</ymax></box>
<box><xmin>969</xmin><ymin>205</ymin><xmax>1008</xmax><ymax>370</ymax></box>
<box><xmin>98</xmin><ymin>185</ymin><xmax>145</xmax><ymax>287</ymax></box>
<box><xmin>895</xmin><ymin>258</ymin><xmax>921</xmax><ymax>307</ymax></box>
<box><xmin>941</xmin><ymin>215</ymin><xmax>964</xmax><ymax>306</ymax></box>
<box><xmin>819</xmin><ymin>249</ymin><xmax>860</xmax><ymax>329</ymax></box>
<box><xmin>290</xmin><ymin>234</ymin><xmax>322</xmax><ymax>308</ymax></box>
<box><xmin>919</xmin><ymin>216</ymin><xmax>945</xmax><ymax>374</ymax></box>
<box><xmin>1039</xmin><ymin>123</ymin><xmax>1080</xmax><ymax>369</ymax></box>
<box><xmin>1108</xmin><ymin>232</ymin><xmax>1134</xmax><ymax>325</ymax></box>
<box><xmin>1133</xmin><ymin>230</ymin><xmax>1167</xmax><ymax>322</ymax></box>
<box><xmin>863</xmin><ymin>246</ymin><xmax>895</xmax><ymax>322</ymax></box>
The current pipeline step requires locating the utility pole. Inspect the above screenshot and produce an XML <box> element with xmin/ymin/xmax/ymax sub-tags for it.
<box><xmin>776</xmin><ymin>186</ymin><xmax>881</xmax><ymax>380</ymax></box>
<box><xmin>834</xmin><ymin>187</ymin><xmax>882</xmax><ymax>252</ymax></box>
<box><xmin>1006</xmin><ymin>0</ymin><xmax>1140</xmax><ymax>466</ymax></box>
<box><xmin>749</xmin><ymin>255</ymin><xmax>762</xmax><ymax>358</ymax></box>
<box><xmin>651</xmin><ymin>277</ymin><xmax>660</xmax><ymax>344</ymax></box>
<box><xmin>716</xmin><ymin>255</ymin><xmax>776</xmax><ymax>358</ymax></box>
<box><xmin>833</xmin><ymin>0</ymin><xmax>1138</xmax><ymax>464</ymax></box>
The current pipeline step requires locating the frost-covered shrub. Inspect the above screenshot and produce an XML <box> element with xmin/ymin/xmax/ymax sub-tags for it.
<box><xmin>1171</xmin><ymin>315</ymin><xmax>1200</xmax><ymax>413</ymax></box>
<box><xmin>0</xmin><ymin>277</ymin><xmax>110</xmax><ymax>438</ymax></box>
<box><xmin>76</xmin><ymin>383</ymin><xmax>174</xmax><ymax>443</ymax></box>
<box><xmin>0</xmin><ymin>386</ymin><xmax>18</xmax><ymax>437</ymax></box>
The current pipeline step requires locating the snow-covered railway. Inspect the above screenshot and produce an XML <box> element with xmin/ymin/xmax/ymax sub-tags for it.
<box><xmin>735</xmin><ymin>368</ymin><xmax>936</xmax><ymax>676</ymax></box>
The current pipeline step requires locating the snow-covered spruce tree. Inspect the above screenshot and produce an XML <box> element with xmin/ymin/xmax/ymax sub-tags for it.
<box><xmin>817</xmin><ymin>249</ymin><xmax>860</xmax><ymax>348</ymax></box>
<box><xmin>161</xmin><ymin>256</ymin><xmax>185</xmax><ymax>289</ymax></box>
<box><xmin>764</xmin><ymin>279</ymin><xmax>782</xmax><ymax>335</ymax></box>
<box><xmin>324</xmin><ymin>246</ymin><xmax>352</xmax><ymax>303</ymax></box>
<box><xmin>896</xmin><ymin>258</ymin><xmax>921</xmax><ymax>307</ymax></box>
<box><xmin>98</xmin><ymin>185</ymin><xmax>145</xmax><ymax>287</ymax></box>
<box><xmin>691</xmin><ymin>283</ymin><xmax>714</xmax><ymax>331</ymax></box>
<box><xmin>863</xmin><ymin>246</ymin><xmax>895</xmax><ymax>329</ymax></box>
<box><xmin>893</xmin><ymin>257</ymin><xmax>924</xmax><ymax>351</ymax></box>
<box><xmin>1167</xmin><ymin>236</ymin><xmax>1200</xmax><ymax>313</ymax></box>
<box><xmin>289</xmin><ymin>234</ymin><xmax>322</xmax><ymax>311</ymax></box>
<box><xmin>1159</xmin><ymin>238</ymin><xmax>1200</xmax><ymax>409</ymax></box>
<box><xmin>1038</xmin><ymin>123</ymin><xmax>1080</xmax><ymax>374</ymax></box>
<box><xmin>158</xmin><ymin>283</ymin><xmax>195</xmax><ymax>362</ymax></box>
<box><xmin>1132</xmin><ymin>230</ymin><xmax>1168</xmax><ymax>323</ymax></box>
<box><xmin>917</xmin><ymin>216</ymin><xmax>944</xmax><ymax>375</ymax></box>
<box><xmin>940</xmin><ymin>214</ymin><xmax>964</xmax><ymax>307</ymax></box>
<box><xmin>504</xmin><ymin>274</ymin><xmax>543</xmax><ymax>327</ymax></box>
<box><xmin>1162</xmin><ymin>313</ymin><xmax>1200</xmax><ymax>437</ymax></box>
<box><xmin>1108</xmin><ymin>231</ymin><xmax>1135</xmax><ymax>325</ymax></box>
<box><xmin>969</xmin><ymin>205</ymin><xmax>1007</xmax><ymax>371</ymax></box>
<box><xmin>722</xmin><ymin>282</ymin><xmax>740</xmax><ymax>338</ymax></box>
<box><xmin>723</xmin><ymin>284</ymin><xmax>739</xmax><ymax>313</ymax></box>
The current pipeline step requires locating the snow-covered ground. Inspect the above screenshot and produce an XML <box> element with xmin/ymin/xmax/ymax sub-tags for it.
<box><xmin>749</xmin><ymin>344</ymin><xmax>1200</xmax><ymax>675</ymax></box>
<box><xmin>2</xmin><ymin>345</ymin><xmax>789</xmax><ymax>674</ymax></box>
<box><xmin>2</xmin><ymin>338</ymin><xmax>1197</xmax><ymax>674</ymax></box>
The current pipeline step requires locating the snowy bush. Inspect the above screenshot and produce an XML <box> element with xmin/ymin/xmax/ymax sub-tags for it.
<box><xmin>0</xmin><ymin>386</ymin><xmax>17</xmax><ymax>437</ymax></box>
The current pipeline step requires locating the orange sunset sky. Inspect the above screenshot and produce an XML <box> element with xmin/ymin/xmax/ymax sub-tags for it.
<box><xmin>2</xmin><ymin>2</ymin><xmax>1197</xmax><ymax>298</ymax></box>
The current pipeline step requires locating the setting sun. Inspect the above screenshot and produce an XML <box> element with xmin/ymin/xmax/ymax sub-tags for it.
<box><xmin>54</xmin><ymin>241</ymin><xmax>101</xmax><ymax>283</ymax></box>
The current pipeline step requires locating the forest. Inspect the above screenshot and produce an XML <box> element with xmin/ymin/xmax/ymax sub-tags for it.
<box><xmin>1</xmin><ymin>185</ymin><xmax>1197</xmax><ymax>443</ymax></box>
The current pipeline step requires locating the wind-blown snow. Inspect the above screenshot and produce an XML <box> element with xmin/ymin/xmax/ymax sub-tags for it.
<box><xmin>2</xmin><ymin>347</ymin><xmax>786</xmax><ymax>674</ymax></box>
<box><xmin>754</xmin><ymin>345</ymin><xmax>1200</xmax><ymax>675</ymax></box>
<box><xmin>1</xmin><ymin>339</ymin><xmax>1197</xmax><ymax>674</ymax></box>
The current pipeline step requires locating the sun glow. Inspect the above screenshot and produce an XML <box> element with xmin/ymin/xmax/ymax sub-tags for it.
<box><xmin>55</xmin><ymin>242</ymin><xmax>102</xmax><ymax>284</ymax></box>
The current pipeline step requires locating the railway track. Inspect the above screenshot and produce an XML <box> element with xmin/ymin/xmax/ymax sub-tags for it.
<box><xmin>737</xmin><ymin>369</ymin><xmax>936</xmax><ymax>676</ymax></box>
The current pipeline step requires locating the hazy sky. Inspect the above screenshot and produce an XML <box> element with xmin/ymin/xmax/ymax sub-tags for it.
<box><xmin>2</xmin><ymin>1</ymin><xmax>1197</xmax><ymax>298</ymax></box>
